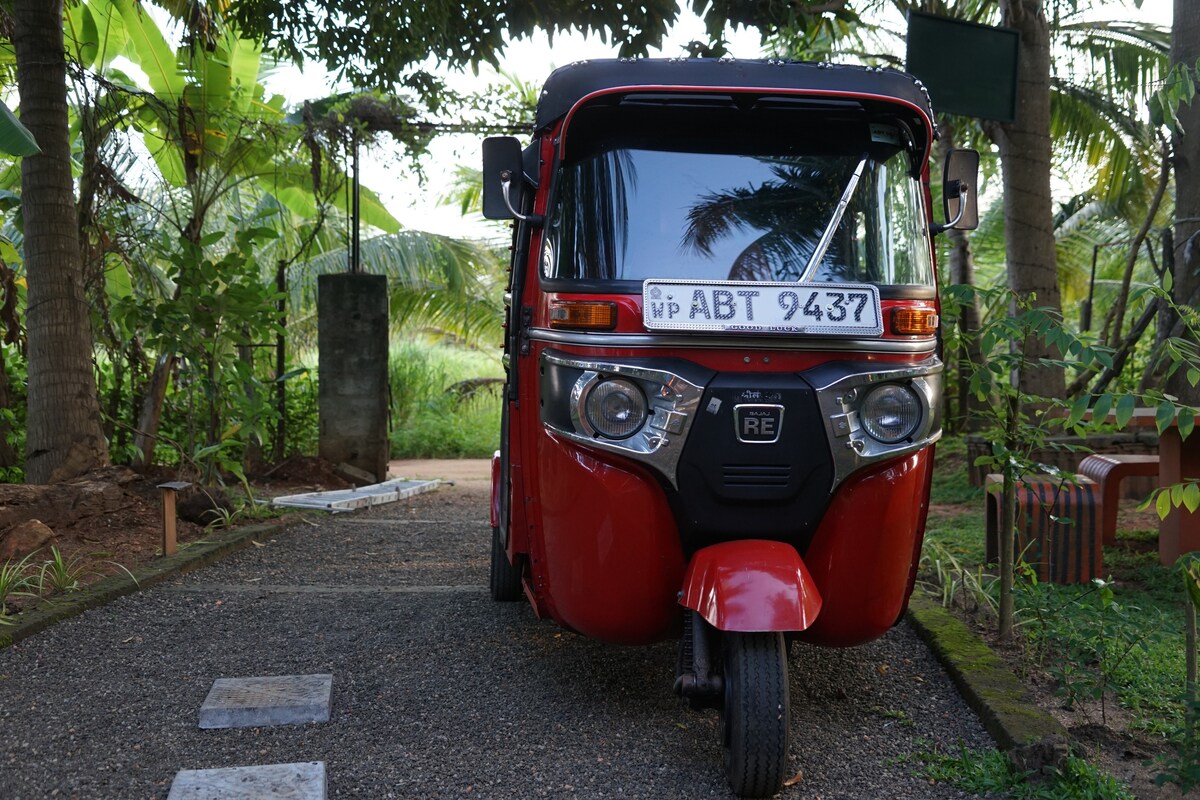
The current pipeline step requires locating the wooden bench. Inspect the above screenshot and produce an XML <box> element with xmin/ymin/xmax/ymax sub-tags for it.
<box><xmin>1077</xmin><ymin>454</ymin><xmax>1160</xmax><ymax>546</ymax></box>
<box><xmin>985</xmin><ymin>474</ymin><xmax>1103</xmax><ymax>584</ymax></box>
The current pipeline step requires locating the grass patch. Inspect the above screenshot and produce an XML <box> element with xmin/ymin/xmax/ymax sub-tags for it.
<box><xmin>932</xmin><ymin>436</ymin><xmax>984</xmax><ymax>506</ymax></box>
<box><xmin>925</xmin><ymin>506</ymin><xmax>988</xmax><ymax>565</ymax></box>
<box><xmin>388</xmin><ymin>340</ymin><xmax>503</xmax><ymax>459</ymax></box>
<box><xmin>906</xmin><ymin>745</ymin><xmax>1135</xmax><ymax>799</ymax></box>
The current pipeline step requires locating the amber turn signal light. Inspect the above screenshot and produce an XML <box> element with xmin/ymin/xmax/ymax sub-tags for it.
<box><xmin>549</xmin><ymin>301</ymin><xmax>618</xmax><ymax>330</ymax></box>
<box><xmin>891</xmin><ymin>308</ymin><xmax>939</xmax><ymax>336</ymax></box>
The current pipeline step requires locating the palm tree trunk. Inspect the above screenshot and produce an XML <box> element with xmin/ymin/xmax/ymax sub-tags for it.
<box><xmin>13</xmin><ymin>0</ymin><xmax>109</xmax><ymax>483</ymax></box>
<box><xmin>1168</xmin><ymin>0</ymin><xmax>1200</xmax><ymax>406</ymax></box>
<box><xmin>937</xmin><ymin>126</ymin><xmax>983</xmax><ymax>431</ymax></box>
<box><xmin>991</xmin><ymin>0</ymin><xmax>1065</xmax><ymax>400</ymax></box>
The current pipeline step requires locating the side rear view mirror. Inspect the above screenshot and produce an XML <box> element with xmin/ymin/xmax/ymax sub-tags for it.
<box><xmin>482</xmin><ymin>136</ymin><xmax>540</xmax><ymax>223</ymax></box>
<box><xmin>932</xmin><ymin>148</ymin><xmax>979</xmax><ymax>233</ymax></box>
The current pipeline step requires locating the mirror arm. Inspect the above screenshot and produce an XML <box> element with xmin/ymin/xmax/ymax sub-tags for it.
<box><xmin>501</xmin><ymin>170</ymin><xmax>544</xmax><ymax>225</ymax></box>
<box><xmin>930</xmin><ymin>181</ymin><xmax>969</xmax><ymax>235</ymax></box>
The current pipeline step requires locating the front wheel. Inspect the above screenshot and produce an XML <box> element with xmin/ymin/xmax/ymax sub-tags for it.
<box><xmin>489</xmin><ymin>524</ymin><xmax>524</xmax><ymax>601</ymax></box>
<box><xmin>721</xmin><ymin>631</ymin><xmax>790</xmax><ymax>798</ymax></box>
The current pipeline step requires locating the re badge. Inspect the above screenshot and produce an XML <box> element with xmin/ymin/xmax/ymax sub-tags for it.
<box><xmin>734</xmin><ymin>404</ymin><xmax>784</xmax><ymax>444</ymax></box>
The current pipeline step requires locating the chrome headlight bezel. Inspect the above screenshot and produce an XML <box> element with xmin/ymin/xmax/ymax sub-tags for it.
<box><xmin>542</xmin><ymin>351</ymin><xmax>709</xmax><ymax>489</ymax></box>
<box><xmin>574</xmin><ymin>375</ymin><xmax>649</xmax><ymax>439</ymax></box>
<box><xmin>859</xmin><ymin>382</ymin><xmax>923</xmax><ymax>443</ymax></box>
<box><xmin>807</xmin><ymin>356</ymin><xmax>942</xmax><ymax>485</ymax></box>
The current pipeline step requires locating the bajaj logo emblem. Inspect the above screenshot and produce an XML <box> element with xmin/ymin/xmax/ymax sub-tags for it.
<box><xmin>734</xmin><ymin>404</ymin><xmax>784</xmax><ymax>444</ymax></box>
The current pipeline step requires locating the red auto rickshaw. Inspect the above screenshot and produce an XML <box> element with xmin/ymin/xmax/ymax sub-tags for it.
<box><xmin>482</xmin><ymin>58</ymin><xmax>978</xmax><ymax>798</ymax></box>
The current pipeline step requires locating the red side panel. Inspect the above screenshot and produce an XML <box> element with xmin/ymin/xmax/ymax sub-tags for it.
<box><xmin>798</xmin><ymin>450</ymin><xmax>933</xmax><ymax>647</ymax></box>
<box><xmin>490</xmin><ymin>450</ymin><xmax>501</xmax><ymax>530</ymax></box>
<box><xmin>681</xmin><ymin>540</ymin><xmax>823</xmax><ymax>632</ymax></box>
<box><xmin>534</xmin><ymin>433</ymin><xmax>686</xmax><ymax>645</ymax></box>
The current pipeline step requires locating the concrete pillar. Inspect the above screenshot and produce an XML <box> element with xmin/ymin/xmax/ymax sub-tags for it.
<box><xmin>318</xmin><ymin>273</ymin><xmax>389</xmax><ymax>482</ymax></box>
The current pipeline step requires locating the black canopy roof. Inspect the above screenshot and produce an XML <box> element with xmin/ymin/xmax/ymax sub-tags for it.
<box><xmin>535</xmin><ymin>58</ymin><xmax>936</xmax><ymax>138</ymax></box>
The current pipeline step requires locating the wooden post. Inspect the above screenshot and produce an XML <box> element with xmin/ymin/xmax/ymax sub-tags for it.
<box><xmin>157</xmin><ymin>481</ymin><xmax>190</xmax><ymax>557</ymax></box>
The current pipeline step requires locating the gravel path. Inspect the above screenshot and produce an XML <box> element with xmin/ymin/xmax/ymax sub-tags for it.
<box><xmin>0</xmin><ymin>482</ymin><xmax>992</xmax><ymax>799</ymax></box>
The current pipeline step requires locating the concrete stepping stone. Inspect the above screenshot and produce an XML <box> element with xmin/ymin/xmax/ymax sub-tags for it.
<box><xmin>167</xmin><ymin>761</ymin><xmax>326</xmax><ymax>799</ymax></box>
<box><xmin>199</xmin><ymin>674</ymin><xmax>332</xmax><ymax>729</ymax></box>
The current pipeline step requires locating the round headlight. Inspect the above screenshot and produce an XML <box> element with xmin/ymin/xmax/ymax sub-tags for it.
<box><xmin>584</xmin><ymin>378</ymin><xmax>647</xmax><ymax>439</ymax></box>
<box><xmin>860</xmin><ymin>383</ymin><xmax>922</xmax><ymax>443</ymax></box>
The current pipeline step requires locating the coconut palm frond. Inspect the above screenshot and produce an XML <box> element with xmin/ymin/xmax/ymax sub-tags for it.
<box><xmin>443</xmin><ymin>165</ymin><xmax>483</xmax><ymax>216</ymax></box>
<box><xmin>1049</xmin><ymin>80</ymin><xmax>1159</xmax><ymax>215</ymax></box>
<box><xmin>389</xmin><ymin>284</ymin><xmax>504</xmax><ymax>345</ymax></box>
<box><xmin>1056</xmin><ymin>18</ymin><xmax>1169</xmax><ymax>99</ymax></box>
<box><xmin>286</xmin><ymin>229</ymin><xmax>505</xmax><ymax>348</ymax></box>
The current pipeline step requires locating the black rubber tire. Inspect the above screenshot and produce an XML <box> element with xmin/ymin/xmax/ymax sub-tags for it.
<box><xmin>489</xmin><ymin>524</ymin><xmax>524</xmax><ymax>601</ymax></box>
<box><xmin>721</xmin><ymin>631</ymin><xmax>790</xmax><ymax>798</ymax></box>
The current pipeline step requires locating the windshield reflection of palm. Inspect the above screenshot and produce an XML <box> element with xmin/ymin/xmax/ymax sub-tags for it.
<box><xmin>680</xmin><ymin>161</ymin><xmax>853</xmax><ymax>283</ymax></box>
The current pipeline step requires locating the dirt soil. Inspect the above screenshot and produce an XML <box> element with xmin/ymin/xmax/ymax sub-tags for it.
<box><xmin>0</xmin><ymin>456</ymin><xmax>353</xmax><ymax>615</ymax></box>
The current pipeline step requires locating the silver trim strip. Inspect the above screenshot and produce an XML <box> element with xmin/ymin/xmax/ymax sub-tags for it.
<box><xmin>808</xmin><ymin>357</ymin><xmax>943</xmax><ymax>486</ymax></box>
<box><xmin>529</xmin><ymin>328</ymin><xmax>936</xmax><ymax>354</ymax></box>
<box><xmin>541</xmin><ymin>351</ymin><xmax>706</xmax><ymax>488</ymax></box>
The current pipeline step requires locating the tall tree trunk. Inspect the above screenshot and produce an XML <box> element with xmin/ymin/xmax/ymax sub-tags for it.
<box><xmin>937</xmin><ymin>125</ymin><xmax>983</xmax><ymax>431</ymax></box>
<box><xmin>13</xmin><ymin>0</ymin><xmax>109</xmax><ymax>484</ymax></box>
<box><xmin>273</xmin><ymin>260</ymin><xmax>287</xmax><ymax>463</ymax></box>
<box><xmin>1169</xmin><ymin>0</ymin><xmax>1200</xmax><ymax>406</ymax></box>
<box><xmin>991</xmin><ymin>0</ymin><xmax>1065</xmax><ymax>400</ymax></box>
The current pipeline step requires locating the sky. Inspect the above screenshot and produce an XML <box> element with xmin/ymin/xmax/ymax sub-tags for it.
<box><xmin>262</xmin><ymin>13</ymin><xmax>765</xmax><ymax>240</ymax></box>
<box><xmin>268</xmin><ymin>1</ymin><xmax>1174</xmax><ymax>241</ymax></box>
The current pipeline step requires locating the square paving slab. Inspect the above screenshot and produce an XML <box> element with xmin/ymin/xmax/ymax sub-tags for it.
<box><xmin>168</xmin><ymin>761</ymin><xmax>326</xmax><ymax>799</ymax></box>
<box><xmin>198</xmin><ymin>673</ymin><xmax>332</xmax><ymax>729</ymax></box>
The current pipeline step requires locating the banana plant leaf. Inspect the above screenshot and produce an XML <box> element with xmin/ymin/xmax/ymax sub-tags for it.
<box><xmin>0</xmin><ymin>101</ymin><xmax>39</xmax><ymax>157</ymax></box>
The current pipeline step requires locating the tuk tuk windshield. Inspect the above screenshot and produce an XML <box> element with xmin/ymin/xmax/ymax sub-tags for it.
<box><xmin>542</xmin><ymin>147</ymin><xmax>932</xmax><ymax>290</ymax></box>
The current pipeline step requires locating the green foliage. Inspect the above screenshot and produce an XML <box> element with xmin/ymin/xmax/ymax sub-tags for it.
<box><xmin>1156</xmin><ymin>557</ymin><xmax>1200</xmax><ymax>792</ymax></box>
<box><xmin>388</xmin><ymin>341</ymin><xmax>503</xmax><ymax>459</ymax></box>
<box><xmin>943</xmin><ymin>282</ymin><xmax>1199</xmax><ymax>642</ymax></box>
<box><xmin>227</xmin><ymin>0</ymin><xmax>682</xmax><ymax>91</ymax></box>
<box><xmin>279</xmin><ymin>369</ymin><xmax>319</xmax><ymax>457</ymax></box>
<box><xmin>909</xmin><ymin>745</ymin><xmax>1135</xmax><ymax>799</ymax></box>
<box><xmin>1156</xmin><ymin>700</ymin><xmax>1200</xmax><ymax>794</ymax></box>
<box><xmin>920</xmin><ymin>539</ymin><xmax>997</xmax><ymax>614</ymax></box>
<box><xmin>0</xmin><ymin>552</ymin><xmax>38</xmax><ymax>621</ymax></box>
<box><xmin>0</xmin><ymin>349</ymin><xmax>24</xmax><ymax>484</ymax></box>
<box><xmin>1017</xmin><ymin>575</ymin><xmax>1154</xmax><ymax>725</ymax></box>
<box><xmin>930</xmin><ymin>436</ymin><xmax>983</xmax><ymax>506</ymax></box>
<box><xmin>1150</xmin><ymin>58</ymin><xmax>1200</xmax><ymax>132</ymax></box>
<box><xmin>0</xmin><ymin>100</ymin><xmax>40</xmax><ymax>157</ymax></box>
<box><xmin>943</xmin><ymin>285</ymin><xmax>1112</xmax><ymax>482</ymax></box>
<box><xmin>924</xmin><ymin>505</ymin><xmax>988</xmax><ymax>566</ymax></box>
<box><xmin>112</xmin><ymin>222</ymin><xmax>287</xmax><ymax>474</ymax></box>
<box><xmin>35</xmin><ymin>546</ymin><xmax>90</xmax><ymax>594</ymax></box>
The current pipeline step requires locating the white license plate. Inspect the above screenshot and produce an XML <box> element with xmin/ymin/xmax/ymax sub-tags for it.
<box><xmin>642</xmin><ymin>280</ymin><xmax>883</xmax><ymax>336</ymax></box>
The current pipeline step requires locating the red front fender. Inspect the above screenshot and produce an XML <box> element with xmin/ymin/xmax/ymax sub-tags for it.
<box><xmin>680</xmin><ymin>540</ymin><xmax>823</xmax><ymax>632</ymax></box>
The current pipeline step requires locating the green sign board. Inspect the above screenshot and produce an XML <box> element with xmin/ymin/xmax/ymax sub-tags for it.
<box><xmin>905</xmin><ymin>11</ymin><xmax>1019</xmax><ymax>123</ymax></box>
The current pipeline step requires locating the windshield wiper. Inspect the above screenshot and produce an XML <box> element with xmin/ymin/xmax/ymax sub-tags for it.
<box><xmin>797</xmin><ymin>153</ymin><xmax>869</xmax><ymax>283</ymax></box>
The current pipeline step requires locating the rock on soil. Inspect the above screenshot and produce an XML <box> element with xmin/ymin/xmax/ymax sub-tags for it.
<box><xmin>0</xmin><ymin>519</ymin><xmax>55</xmax><ymax>560</ymax></box>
